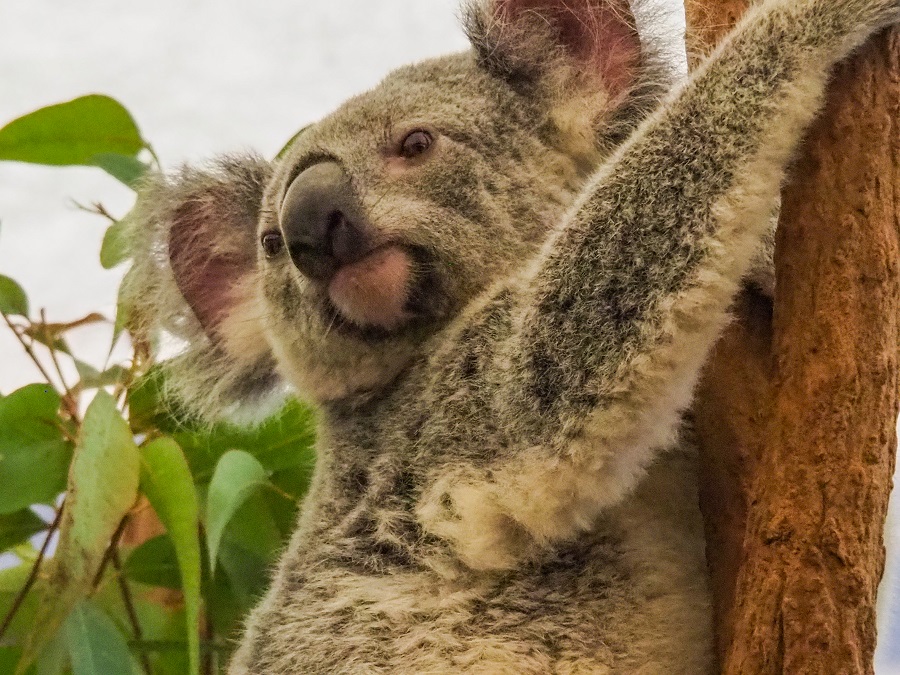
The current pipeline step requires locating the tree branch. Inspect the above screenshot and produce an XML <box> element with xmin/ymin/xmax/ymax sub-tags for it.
<box><xmin>688</xmin><ymin>4</ymin><xmax>900</xmax><ymax>672</ymax></box>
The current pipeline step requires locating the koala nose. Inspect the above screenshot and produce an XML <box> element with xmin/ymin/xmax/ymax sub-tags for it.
<box><xmin>279</xmin><ymin>161</ymin><xmax>372</xmax><ymax>281</ymax></box>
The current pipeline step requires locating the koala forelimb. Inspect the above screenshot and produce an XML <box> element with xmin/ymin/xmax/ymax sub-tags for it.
<box><xmin>126</xmin><ymin>0</ymin><xmax>900</xmax><ymax>672</ymax></box>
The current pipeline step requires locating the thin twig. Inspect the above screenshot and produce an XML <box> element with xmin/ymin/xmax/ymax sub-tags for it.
<box><xmin>70</xmin><ymin>200</ymin><xmax>116</xmax><ymax>223</ymax></box>
<box><xmin>1</xmin><ymin>311</ymin><xmax>59</xmax><ymax>392</ymax></box>
<box><xmin>40</xmin><ymin>308</ymin><xmax>81</xmax><ymax>425</ymax></box>
<box><xmin>50</xmin><ymin>418</ymin><xmax>78</xmax><ymax>445</ymax></box>
<box><xmin>111</xmin><ymin>548</ymin><xmax>152</xmax><ymax>675</ymax></box>
<box><xmin>0</xmin><ymin>502</ymin><xmax>65</xmax><ymax>640</ymax></box>
<box><xmin>91</xmin><ymin>515</ymin><xmax>131</xmax><ymax>589</ymax></box>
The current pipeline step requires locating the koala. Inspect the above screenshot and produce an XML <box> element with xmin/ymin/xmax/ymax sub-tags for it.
<box><xmin>125</xmin><ymin>0</ymin><xmax>900</xmax><ymax>672</ymax></box>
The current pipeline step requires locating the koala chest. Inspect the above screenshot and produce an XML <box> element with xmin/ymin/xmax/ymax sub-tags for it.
<box><xmin>233</xmin><ymin>442</ymin><xmax>713</xmax><ymax>674</ymax></box>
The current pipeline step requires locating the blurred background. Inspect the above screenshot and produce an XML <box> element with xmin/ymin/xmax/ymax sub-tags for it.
<box><xmin>1</xmin><ymin>0</ymin><xmax>898</xmax><ymax>671</ymax></box>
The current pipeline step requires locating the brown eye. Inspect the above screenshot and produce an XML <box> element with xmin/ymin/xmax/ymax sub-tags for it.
<box><xmin>261</xmin><ymin>230</ymin><xmax>284</xmax><ymax>258</ymax></box>
<box><xmin>400</xmin><ymin>130</ymin><xmax>433</xmax><ymax>159</ymax></box>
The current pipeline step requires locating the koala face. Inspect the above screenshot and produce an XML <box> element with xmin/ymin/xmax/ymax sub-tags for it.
<box><xmin>130</xmin><ymin>0</ymin><xmax>663</xmax><ymax>414</ymax></box>
<box><xmin>254</xmin><ymin>53</ymin><xmax>599</xmax><ymax>402</ymax></box>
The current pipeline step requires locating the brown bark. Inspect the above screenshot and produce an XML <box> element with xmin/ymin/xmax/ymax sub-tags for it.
<box><xmin>687</xmin><ymin>4</ymin><xmax>900</xmax><ymax>673</ymax></box>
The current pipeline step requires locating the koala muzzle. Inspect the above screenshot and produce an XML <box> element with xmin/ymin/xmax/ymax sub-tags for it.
<box><xmin>280</xmin><ymin>161</ymin><xmax>372</xmax><ymax>281</ymax></box>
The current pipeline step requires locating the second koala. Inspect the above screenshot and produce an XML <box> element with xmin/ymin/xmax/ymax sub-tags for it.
<box><xmin>127</xmin><ymin>0</ymin><xmax>900</xmax><ymax>671</ymax></box>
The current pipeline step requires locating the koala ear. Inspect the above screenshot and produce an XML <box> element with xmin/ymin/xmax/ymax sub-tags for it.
<box><xmin>125</xmin><ymin>155</ymin><xmax>286</xmax><ymax>422</ymax></box>
<box><xmin>464</xmin><ymin>0</ymin><xmax>642</xmax><ymax>101</ymax></box>
<box><xmin>166</xmin><ymin>159</ymin><xmax>263</xmax><ymax>338</ymax></box>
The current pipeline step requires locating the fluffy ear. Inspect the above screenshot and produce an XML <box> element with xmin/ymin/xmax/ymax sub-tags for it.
<box><xmin>465</xmin><ymin>0</ymin><xmax>667</xmax><ymax>156</ymax></box>
<box><xmin>465</xmin><ymin>0</ymin><xmax>642</xmax><ymax>99</ymax></box>
<box><xmin>124</xmin><ymin>155</ymin><xmax>285</xmax><ymax>422</ymax></box>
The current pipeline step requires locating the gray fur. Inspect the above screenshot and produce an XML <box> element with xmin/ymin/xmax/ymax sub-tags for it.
<box><xmin>124</xmin><ymin>0</ymin><xmax>900</xmax><ymax>671</ymax></box>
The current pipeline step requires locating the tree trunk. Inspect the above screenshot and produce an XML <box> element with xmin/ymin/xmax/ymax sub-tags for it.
<box><xmin>686</xmin><ymin>2</ymin><xmax>900</xmax><ymax>672</ymax></box>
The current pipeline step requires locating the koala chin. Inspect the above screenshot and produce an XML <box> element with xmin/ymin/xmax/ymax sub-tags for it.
<box><xmin>125</xmin><ymin>0</ymin><xmax>900</xmax><ymax>671</ymax></box>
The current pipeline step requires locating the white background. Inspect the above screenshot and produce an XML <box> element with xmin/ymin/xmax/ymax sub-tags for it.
<box><xmin>2</xmin><ymin>0</ymin><xmax>899</xmax><ymax>670</ymax></box>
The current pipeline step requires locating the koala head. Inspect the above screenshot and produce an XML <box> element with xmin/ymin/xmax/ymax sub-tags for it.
<box><xmin>127</xmin><ymin>0</ymin><xmax>669</xmax><ymax>418</ymax></box>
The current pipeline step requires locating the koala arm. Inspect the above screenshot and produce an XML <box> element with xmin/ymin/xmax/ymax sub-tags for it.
<box><xmin>416</xmin><ymin>0</ymin><xmax>899</xmax><ymax>570</ymax></box>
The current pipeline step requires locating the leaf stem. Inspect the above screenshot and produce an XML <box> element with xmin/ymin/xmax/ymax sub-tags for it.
<box><xmin>111</xmin><ymin>547</ymin><xmax>152</xmax><ymax>675</ymax></box>
<box><xmin>91</xmin><ymin>515</ymin><xmax>131</xmax><ymax>589</ymax></box>
<box><xmin>1</xmin><ymin>311</ymin><xmax>60</xmax><ymax>394</ymax></box>
<box><xmin>39</xmin><ymin>309</ymin><xmax>81</xmax><ymax>424</ymax></box>
<box><xmin>0</xmin><ymin>501</ymin><xmax>65</xmax><ymax>641</ymax></box>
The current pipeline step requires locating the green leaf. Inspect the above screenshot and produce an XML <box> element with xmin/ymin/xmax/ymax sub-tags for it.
<box><xmin>216</xmin><ymin>539</ymin><xmax>270</xmax><ymax>611</ymax></box>
<box><xmin>0</xmin><ymin>647</ymin><xmax>36</xmax><ymax>675</ymax></box>
<box><xmin>78</xmin><ymin>364</ymin><xmax>128</xmax><ymax>390</ymax></box>
<box><xmin>123</xmin><ymin>534</ymin><xmax>181</xmax><ymax>589</ymax></box>
<box><xmin>177</xmin><ymin>400</ymin><xmax>317</xmax><ymax>480</ymax></box>
<box><xmin>140</xmin><ymin>437</ymin><xmax>201</xmax><ymax>675</ymax></box>
<box><xmin>100</xmin><ymin>219</ymin><xmax>130</xmax><ymax>269</ymax></box>
<box><xmin>89</xmin><ymin>153</ymin><xmax>148</xmax><ymax>189</ymax></box>
<box><xmin>0</xmin><ymin>385</ymin><xmax>71</xmax><ymax>514</ymax></box>
<box><xmin>19</xmin><ymin>391</ymin><xmax>139</xmax><ymax>669</ymax></box>
<box><xmin>0</xmin><ymin>562</ymin><xmax>42</xmax><ymax>642</ymax></box>
<box><xmin>274</xmin><ymin>124</ymin><xmax>313</xmax><ymax>160</ymax></box>
<box><xmin>129</xmin><ymin>368</ymin><xmax>317</xmax><ymax>481</ymax></box>
<box><xmin>205</xmin><ymin>450</ymin><xmax>267</xmax><ymax>575</ymax></box>
<box><xmin>223</xmin><ymin>491</ymin><xmax>282</xmax><ymax>561</ymax></box>
<box><xmin>0</xmin><ymin>274</ymin><xmax>29</xmax><ymax>316</ymax></box>
<box><xmin>65</xmin><ymin>391</ymin><xmax>140</xmax><ymax>568</ymax></box>
<box><xmin>64</xmin><ymin>600</ymin><xmax>137</xmax><ymax>675</ymax></box>
<box><xmin>125</xmin><ymin>366</ymin><xmax>175</xmax><ymax>433</ymax></box>
<box><xmin>34</xmin><ymin>630</ymin><xmax>68</xmax><ymax>675</ymax></box>
<box><xmin>0</xmin><ymin>509</ymin><xmax>46</xmax><ymax>551</ymax></box>
<box><xmin>0</xmin><ymin>95</ymin><xmax>144</xmax><ymax>167</ymax></box>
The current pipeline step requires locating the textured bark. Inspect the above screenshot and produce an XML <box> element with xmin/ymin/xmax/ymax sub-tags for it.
<box><xmin>688</xmin><ymin>3</ymin><xmax>900</xmax><ymax>673</ymax></box>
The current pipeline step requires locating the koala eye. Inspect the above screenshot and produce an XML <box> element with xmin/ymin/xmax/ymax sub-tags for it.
<box><xmin>261</xmin><ymin>230</ymin><xmax>284</xmax><ymax>258</ymax></box>
<box><xmin>400</xmin><ymin>130</ymin><xmax>433</xmax><ymax>159</ymax></box>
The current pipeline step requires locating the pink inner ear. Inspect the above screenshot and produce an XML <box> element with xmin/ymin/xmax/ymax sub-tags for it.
<box><xmin>496</xmin><ymin>0</ymin><xmax>641</xmax><ymax>98</ymax></box>
<box><xmin>169</xmin><ymin>199</ymin><xmax>255</xmax><ymax>337</ymax></box>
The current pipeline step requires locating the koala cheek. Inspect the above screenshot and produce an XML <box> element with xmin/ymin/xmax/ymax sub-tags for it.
<box><xmin>216</xmin><ymin>276</ymin><xmax>272</xmax><ymax>363</ymax></box>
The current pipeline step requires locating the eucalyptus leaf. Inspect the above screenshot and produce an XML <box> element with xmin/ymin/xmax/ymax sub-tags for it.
<box><xmin>0</xmin><ymin>274</ymin><xmax>28</xmax><ymax>316</ymax></box>
<box><xmin>0</xmin><ymin>509</ymin><xmax>46</xmax><ymax>552</ymax></box>
<box><xmin>100</xmin><ymin>218</ymin><xmax>131</xmax><ymax>269</ymax></box>
<box><xmin>140</xmin><ymin>437</ymin><xmax>201</xmax><ymax>675</ymax></box>
<box><xmin>0</xmin><ymin>563</ymin><xmax>42</xmax><ymax>644</ymax></box>
<box><xmin>34</xmin><ymin>630</ymin><xmax>68</xmax><ymax>675</ymax></box>
<box><xmin>64</xmin><ymin>391</ymin><xmax>140</xmax><ymax>570</ymax></box>
<box><xmin>176</xmin><ymin>400</ymin><xmax>317</xmax><ymax>480</ymax></box>
<box><xmin>90</xmin><ymin>153</ymin><xmax>149</xmax><ymax>189</ymax></box>
<box><xmin>72</xmin><ymin>359</ymin><xmax>101</xmax><ymax>383</ymax></box>
<box><xmin>19</xmin><ymin>391</ymin><xmax>139</xmax><ymax>669</ymax></box>
<box><xmin>0</xmin><ymin>648</ymin><xmax>25</xmax><ymax>675</ymax></box>
<box><xmin>64</xmin><ymin>600</ymin><xmax>137</xmax><ymax>675</ymax></box>
<box><xmin>216</xmin><ymin>539</ymin><xmax>270</xmax><ymax>611</ymax></box>
<box><xmin>222</xmin><ymin>491</ymin><xmax>282</xmax><ymax>561</ymax></box>
<box><xmin>128</xmin><ymin>368</ymin><xmax>317</xmax><ymax>480</ymax></box>
<box><xmin>0</xmin><ymin>385</ymin><xmax>71</xmax><ymax>514</ymax></box>
<box><xmin>78</xmin><ymin>364</ymin><xmax>128</xmax><ymax>390</ymax></box>
<box><xmin>205</xmin><ymin>450</ymin><xmax>267</xmax><ymax>575</ymax></box>
<box><xmin>0</xmin><ymin>95</ymin><xmax>144</xmax><ymax>167</ymax></box>
<box><xmin>123</xmin><ymin>534</ymin><xmax>181</xmax><ymax>589</ymax></box>
<box><xmin>274</xmin><ymin>124</ymin><xmax>313</xmax><ymax>160</ymax></box>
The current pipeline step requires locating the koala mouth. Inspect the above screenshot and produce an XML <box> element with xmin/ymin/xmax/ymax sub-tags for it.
<box><xmin>320</xmin><ymin>245</ymin><xmax>448</xmax><ymax>338</ymax></box>
<box><xmin>326</xmin><ymin>245</ymin><xmax>416</xmax><ymax>331</ymax></box>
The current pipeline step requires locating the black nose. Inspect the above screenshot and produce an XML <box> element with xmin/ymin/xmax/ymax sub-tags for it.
<box><xmin>279</xmin><ymin>161</ymin><xmax>372</xmax><ymax>281</ymax></box>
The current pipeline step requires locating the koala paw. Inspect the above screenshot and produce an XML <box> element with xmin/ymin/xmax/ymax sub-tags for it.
<box><xmin>416</xmin><ymin>470</ymin><xmax>537</xmax><ymax>571</ymax></box>
<box><xmin>415</xmin><ymin>452</ymin><xmax>608</xmax><ymax>571</ymax></box>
